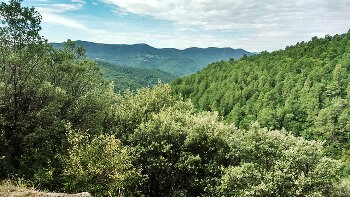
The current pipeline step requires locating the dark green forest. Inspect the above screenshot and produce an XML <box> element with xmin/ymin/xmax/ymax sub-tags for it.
<box><xmin>1</xmin><ymin>1</ymin><xmax>350</xmax><ymax>196</ymax></box>
<box><xmin>98</xmin><ymin>61</ymin><xmax>175</xmax><ymax>92</ymax></box>
<box><xmin>172</xmin><ymin>32</ymin><xmax>350</xmax><ymax>158</ymax></box>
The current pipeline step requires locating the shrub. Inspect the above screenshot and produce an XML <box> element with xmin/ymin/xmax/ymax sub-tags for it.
<box><xmin>62</xmin><ymin>128</ymin><xmax>144</xmax><ymax>196</ymax></box>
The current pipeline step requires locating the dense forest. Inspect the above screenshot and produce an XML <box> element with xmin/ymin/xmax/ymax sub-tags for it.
<box><xmin>1</xmin><ymin>1</ymin><xmax>350</xmax><ymax>196</ymax></box>
<box><xmin>172</xmin><ymin>31</ymin><xmax>350</xmax><ymax>158</ymax></box>
<box><xmin>98</xmin><ymin>61</ymin><xmax>175</xmax><ymax>92</ymax></box>
<box><xmin>52</xmin><ymin>41</ymin><xmax>252</xmax><ymax>76</ymax></box>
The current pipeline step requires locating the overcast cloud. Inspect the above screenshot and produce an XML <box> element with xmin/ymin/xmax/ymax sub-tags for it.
<box><xmin>100</xmin><ymin>0</ymin><xmax>350</xmax><ymax>51</ymax></box>
<box><xmin>20</xmin><ymin>0</ymin><xmax>350</xmax><ymax>52</ymax></box>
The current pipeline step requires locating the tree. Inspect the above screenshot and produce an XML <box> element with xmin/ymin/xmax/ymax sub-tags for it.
<box><xmin>0</xmin><ymin>1</ymin><xmax>111</xmax><ymax>189</ymax></box>
<box><xmin>0</xmin><ymin>0</ymin><xmax>43</xmax><ymax>48</ymax></box>
<box><xmin>0</xmin><ymin>0</ymin><xmax>47</xmax><ymax>176</ymax></box>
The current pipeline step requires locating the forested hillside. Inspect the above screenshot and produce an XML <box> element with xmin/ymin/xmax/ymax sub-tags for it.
<box><xmin>172</xmin><ymin>32</ymin><xmax>350</xmax><ymax>157</ymax></box>
<box><xmin>1</xmin><ymin>1</ymin><xmax>350</xmax><ymax>196</ymax></box>
<box><xmin>52</xmin><ymin>41</ymin><xmax>252</xmax><ymax>76</ymax></box>
<box><xmin>98</xmin><ymin>61</ymin><xmax>175</xmax><ymax>92</ymax></box>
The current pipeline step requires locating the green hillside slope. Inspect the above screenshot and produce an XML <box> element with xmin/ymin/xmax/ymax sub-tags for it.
<box><xmin>2</xmin><ymin>2</ymin><xmax>350</xmax><ymax>196</ymax></box>
<box><xmin>52</xmin><ymin>41</ymin><xmax>252</xmax><ymax>76</ymax></box>
<box><xmin>98</xmin><ymin>61</ymin><xmax>175</xmax><ymax>92</ymax></box>
<box><xmin>172</xmin><ymin>32</ymin><xmax>350</xmax><ymax>156</ymax></box>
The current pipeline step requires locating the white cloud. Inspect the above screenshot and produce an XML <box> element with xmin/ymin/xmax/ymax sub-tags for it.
<box><xmin>70</xmin><ymin>0</ymin><xmax>86</xmax><ymax>4</ymax></box>
<box><xmin>41</xmin><ymin>12</ymin><xmax>88</xmax><ymax>30</ymax></box>
<box><xmin>101</xmin><ymin>0</ymin><xmax>350</xmax><ymax>30</ymax></box>
<box><xmin>33</xmin><ymin>0</ymin><xmax>52</xmax><ymax>2</ymax></box>
<box><xmin>35</xmin><ymin>2</ymin><xmax>88</xmax><ymax>30</ymax></box>
<box><xmin>52</xmin><ymin>3</ymin><xmax>83</xmax><ymax>12</ymax></box>
<box><xmin>101</xmin><ymin>0</ymin><xmax>350</xmax><ymax>51</ymax></box>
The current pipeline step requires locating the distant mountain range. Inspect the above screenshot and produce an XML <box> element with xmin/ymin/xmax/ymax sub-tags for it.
<box><xmin>52</xmin><ymin>41</ymin><xmax>253</xmax><ymax>76</ymax></box>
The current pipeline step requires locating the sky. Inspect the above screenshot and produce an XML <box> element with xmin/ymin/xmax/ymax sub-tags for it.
<box><xmin>13</xmin><ymin>0</ymin><xmax>350</xmax><ymax>52</ymax></box>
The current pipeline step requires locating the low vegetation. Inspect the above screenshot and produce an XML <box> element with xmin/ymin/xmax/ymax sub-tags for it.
<box><xmin>0</xmin><ymin>180</ymin><xmax>92</xmax><ymax>196</ymax></box>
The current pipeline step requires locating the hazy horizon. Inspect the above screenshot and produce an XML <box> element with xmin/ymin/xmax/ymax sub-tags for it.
<box><xmin>52</xmin><ymin>40</ymin><xmax>253</xmax><ymax>51</ymax></box>
<box><xmin>15</xmin><ymin>0</ymin><xmax>350</xmax><ymax>52</ymax></box>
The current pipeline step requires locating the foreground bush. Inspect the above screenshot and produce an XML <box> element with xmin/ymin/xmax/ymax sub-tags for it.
<box><xmin>62</xmin><ymin>129</ymin><xmax>144</xmax><ymax>196</ymax></box>
<box><xmin>121</xmin><ymin>88</ymin><xmax>349</xmax><ymax>196</ymax></box>
<box><xmin>219</xmin><ymin>124</ymin><xmax>346</xmax><ymax>196</ymax></box>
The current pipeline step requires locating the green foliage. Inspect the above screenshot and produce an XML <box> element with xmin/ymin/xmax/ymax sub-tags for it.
<box><xmin>172</xmin><ymin>32</ymin><xmax>350</xmax><ymax>157</ymax></box>
<box><xmin>219</xmin><ymin>123</ymin><xmax>345</xmax><ymax>196</ymax></box>
<box><xmin>114</xmin><ymin>87</ymin><xmax>347</xmax><ymax>196</ymax></box>
<box><xmin>1</xmin><ymin>1</ymin><xmax>350</xmax><ymax>196</ymax></box>
<box><xmin>129</xmin><ymin>104</ymin><xmax>231</xmax><ymax>196</ymax></box>
<box><xmin>98</xmin><ymin>61</ymin><xmax>175</xmax><ymax>92</ymax></box>
<box><xmin>62</xmin><ymin>128</ymin><xmax>143</xmax><ymax>197</ymax></box>
<box><xmin>0</xmin><ymin>0</ymin><xmax>112</xmax><ymax>188</ymax></box>
<box><xmin>112</xmin><ymin>83</ymin><xmax>180</xmax><ymax>140</ymax></box>
<box><xmin>0</xmin><ymin>0</ymin><xmax>43</xmax><ymax>48</ymax></box>
<box><xmin>336</xmin><ymin>178</ymin><xmax>350</xmax><ymax>197</ymax></box>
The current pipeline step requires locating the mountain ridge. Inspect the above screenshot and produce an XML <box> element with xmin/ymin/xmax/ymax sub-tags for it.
<box><xmin>55</xmin><ymin>40</ymin><xmax>248</xmax><ymax>51</ymax></box>
<box><xmin>51</xmin><ymin>40</ymin><xmax>253</xmax><ymax>76</ymax></box>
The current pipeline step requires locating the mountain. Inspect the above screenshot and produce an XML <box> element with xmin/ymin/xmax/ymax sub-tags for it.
<box><xmin>98</xmin><ymin>61</ymin><xmax>175</xmax><ymax>92</ymax></box>
<box><xmin>52</xmin><ymin>41</ymin><xmax>253</xmax><ymax>76</ymax></box>
<box><xmin>171</xmin><ymin>32</ymin><xmax>350</xmax><ymax>156</ymax></box>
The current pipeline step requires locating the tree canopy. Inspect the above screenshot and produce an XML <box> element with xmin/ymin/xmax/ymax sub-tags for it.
<box><xmin>0</xmin><ymin>1</ymin><xmax>350</xmax><ymax>196</ymax></box>
<box><xmin>172</xmin><ymin>31</ymin><xmax>350</xmax><ymax>158</ymax></box>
